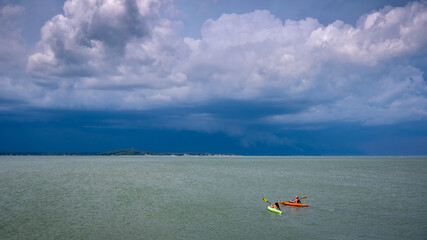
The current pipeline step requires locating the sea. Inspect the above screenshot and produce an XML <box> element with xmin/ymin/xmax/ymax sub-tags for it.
<box><xmin>0</xmin><ymin>156</ymin><xmax>426</xmax><ymax>240</ymax></box>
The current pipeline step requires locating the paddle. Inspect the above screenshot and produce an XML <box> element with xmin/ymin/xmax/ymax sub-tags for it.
<box><xmin>262</xmin><ymin>197</ymin><xmax>281</xmax><ymax>211</ymax></box>
<box><xmin>288</xmin><ymin>196</ymin><xmax>308</xmax><ymax>202</ymax></box>
<box><xmin>262</xmin><ymin>197</ymin><xmax>271</xmax><ymax>205</ymax></box>
<box><xmin>291</xmin><ymin>196</ymin><xmax>307</xmax><ymax>200</ymax></box>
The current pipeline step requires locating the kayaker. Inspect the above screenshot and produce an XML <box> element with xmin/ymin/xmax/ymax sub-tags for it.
<box><xmin>271</xmin><ymin>202</ymin><xmax>281</xmax><ymax>210</ymax></box>
<box><xmin>290</xmin><ymin>196</ymin><xmax>301</xmax><ymax>203</ymax></box>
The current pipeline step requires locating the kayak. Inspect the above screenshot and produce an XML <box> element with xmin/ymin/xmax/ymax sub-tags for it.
<box><xmin>279</xmin><ymin>201</ymin><xmax>309</xmax><ymax>207</ymax></box>
<box><xmin>267</xmin><ymin>206</ymin><xmax>283</xmax><ymax>214</ymax></box>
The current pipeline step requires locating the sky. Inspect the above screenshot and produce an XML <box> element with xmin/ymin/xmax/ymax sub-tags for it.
<box><xmin>0</xmin><ymin>0</ymin><xmax>426</xmax><ymax>155</ymax></box>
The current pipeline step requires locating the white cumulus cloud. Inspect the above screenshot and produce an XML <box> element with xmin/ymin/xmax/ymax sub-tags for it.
<box><xmin>1</xmin><ymin>0</ymin><xmax>425</xmax><ymax>129</ymax></box>
<box><xmin>182</xmin><ymin>1</ymin><xmax>427</xmax><ymax>126</ymax></box>
<box><xmin>27</xmin><ymin>0</ymin><xmax>163</xmax><ymax>78</ymax></box>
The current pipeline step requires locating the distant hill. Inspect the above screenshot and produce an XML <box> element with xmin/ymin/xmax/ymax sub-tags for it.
<box><xmin>98</xmin><ymin>149</ymin><xmax>234</xmax><ymax>156</ymax></box>
<box><xmin>98</xmin><ymin>149</ymin><xmax>150</xmax><ymax>155</ymax></box>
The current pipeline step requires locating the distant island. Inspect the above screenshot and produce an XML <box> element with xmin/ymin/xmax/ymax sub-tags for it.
<box><xmin>0</xmin><ymin>149</ymin><xmax>237</xmax><ymax>156</ymax></box>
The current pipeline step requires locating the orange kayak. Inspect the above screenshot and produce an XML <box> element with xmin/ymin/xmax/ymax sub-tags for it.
<box><xmin>279</xmin><ymin>201</ymin><xmax>309</xmax><ymax>207</ymax></box>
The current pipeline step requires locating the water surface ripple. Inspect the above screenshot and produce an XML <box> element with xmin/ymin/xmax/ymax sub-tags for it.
<box><xmin>0</xmin><ymin>156</ymin><xmax>426</xmax><ymax>239</ymax></box>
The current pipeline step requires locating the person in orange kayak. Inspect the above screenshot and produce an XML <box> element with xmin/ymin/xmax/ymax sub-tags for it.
<box><xmin>290</xmin><ymin>196</ymin><xmax>301</xmax><ymax>203</ymax></box>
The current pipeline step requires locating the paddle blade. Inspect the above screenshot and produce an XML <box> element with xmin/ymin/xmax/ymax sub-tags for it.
<box><xmin>301</xmin><ymin>196</ymin><xmax>308</xmax><ymax>199</ymax></box>
<box><xmin>262</xmin><ymin>197</ymin><xmax>271</xmax><ymax>204</ymax></box>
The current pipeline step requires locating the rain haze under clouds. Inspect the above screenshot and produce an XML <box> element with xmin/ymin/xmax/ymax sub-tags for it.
<box><xmin>1</xmin><ymin>0</ymin><xmax>426</xmax><ymax>155</ymax></box>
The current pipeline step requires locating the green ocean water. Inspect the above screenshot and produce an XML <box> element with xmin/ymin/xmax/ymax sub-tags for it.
<box><xmin>0</xmin><ymin>156</ymin><xmax>426</xmax><ymax>239</ymax></box>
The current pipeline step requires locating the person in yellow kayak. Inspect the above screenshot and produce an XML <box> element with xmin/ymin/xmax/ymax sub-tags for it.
<box><xmin>271</xmin><ymin>201</ymin><xmax>281</xmax><ymax>210</ymax></box>
<box><xmin>289</xmin><ymin>196</ymin><xmax>301</xmax><ymax>204</ymax></box>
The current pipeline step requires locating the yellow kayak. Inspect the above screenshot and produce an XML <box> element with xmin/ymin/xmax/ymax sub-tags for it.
<box><xmin>267</xmin><ymin>206</ymin><xmax>283</xmax><ymax>214</ymax></box>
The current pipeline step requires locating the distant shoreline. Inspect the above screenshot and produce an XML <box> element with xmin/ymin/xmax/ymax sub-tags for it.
<box><xmin>0</xmin><ymin>149</ymin><xmax>238</xmax><ymax>156</ymax></box>
<box><xmin>1</xmin><ymin>151</ymin><xmax>425</xmax><ymax>157</ymax></box>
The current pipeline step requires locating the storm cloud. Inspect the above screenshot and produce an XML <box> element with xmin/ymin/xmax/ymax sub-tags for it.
<box><xmin>0</xmin><ymin>0</ymin><xmax>426</xmax><ymax>153</ymax></box>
